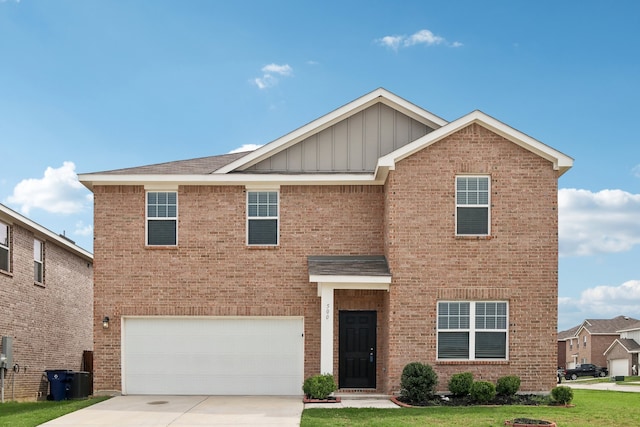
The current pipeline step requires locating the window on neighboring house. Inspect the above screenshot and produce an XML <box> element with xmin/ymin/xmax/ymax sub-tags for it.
<box><xmin>437</xmin><ymin>301</ymin><xmax>508</xmax><ymax>360</ymax></box>
<box><xmin>147</xmin><ymin>191</ymin><xmax>177</xmax><ymax>246</ymax></box>
<box><xmin>34</xmin><ymin>238</ymin><xmax>43</xmax><ymax>283</ymax></box>
<box><xmin>581</xmin><ymin>357</ymin><xmax>587</xmax><ymax>364</ymax></box>
<box><xmin>583</xmin><ymin>336</ymin><xmax>587</xmax><ymax>347</ymax></box>
<box><xmin>247</xmin><ymin>191</ymin><xmax>279</xmax><ymax>245</ymax></box>
<box><xmin>0</xmin><ymin>222</ymin><xmax>9</xmax><ymax>272</ymax></box>
<box><xmin>569</xmin><ymin>340</ymin><xmax>573</xmax><ymax>350</ymax></box>
<box><xmin>456</xmin><ymin>176</ymin><xmax>490</xmax><ymax>235</ymax></box>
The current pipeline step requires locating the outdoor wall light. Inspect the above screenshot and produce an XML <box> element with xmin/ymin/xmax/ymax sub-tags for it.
<box><xmin>102</xmin><ymin>316</ymin><xmax>110</xmax><ymax>329</ymax></box>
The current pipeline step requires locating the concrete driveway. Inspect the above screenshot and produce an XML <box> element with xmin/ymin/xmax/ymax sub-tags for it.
<box><xmin>38</xmin><ymin>395</ymin><xmax>303</xmax><ymax>427</ymax></box>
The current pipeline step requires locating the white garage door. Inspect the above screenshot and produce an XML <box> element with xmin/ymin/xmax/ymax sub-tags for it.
<box><xmin>122</xmin><ymin>317</ymin><xmax>304</xmax><ymax>395</ymax></box>
<box><xmin>610</xmin><ymin>359</ymin><xmax>629</xmax><ymax>377</ymax></box>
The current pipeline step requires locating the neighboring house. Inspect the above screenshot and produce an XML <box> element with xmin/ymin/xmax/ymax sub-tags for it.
<box><xmin>557</xmin><ymin>325</ymin><xmax>579</xmax><ymax>369</ymax></box>
<box><xmin>0</xmin><ymin>203</ymin><xmax>93</xmax><ymax>400</ymax></box>
<box><xmin>557</xmin><ymin>316</ymin><xmax>639</xmax><ymax>370</ymax></box>
<box><xmin>79</xmin><ymin>88</ymin><xmax>573</xmax><ymax>396</ymax></box>
<box><xmin>604</xmin><ymin>321</ymin><xmax>640</xmax><ymax>377</ymax></box>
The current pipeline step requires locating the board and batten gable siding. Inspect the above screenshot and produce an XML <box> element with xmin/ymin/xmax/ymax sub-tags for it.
<box><xmin>247</xmin><ymin>103</ymin><xmax>433</xmax><ymax>172</ymax></box>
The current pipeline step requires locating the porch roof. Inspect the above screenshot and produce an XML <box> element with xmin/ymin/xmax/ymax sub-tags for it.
<box><xmin>308</xmin><ymin>255</ymin><xmax>392</xmax><ymax>284</ymax></box>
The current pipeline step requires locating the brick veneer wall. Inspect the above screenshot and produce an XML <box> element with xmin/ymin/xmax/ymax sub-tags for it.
<box><xmin>573</xmin><ymin>332</ymin><xmax>617</xmax><ymax>368</ymax></box>
<box><xmin>384</xmin><ymin>124</ymin><xmax>560</xmax><ymax>393</ymax></box>
<box><xmin>92</xmin><ymin>184</ymin><xmax>384</xmax><ymax>393</ymax></box>
<box><xmin>0</xmin><ymin>221</ymin><xmax>93</xmax><ymax>400</ymax></box>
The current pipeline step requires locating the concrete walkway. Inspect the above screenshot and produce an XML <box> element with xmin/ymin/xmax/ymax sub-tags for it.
<box><xmin>563</xmin><ymin>380</ymin><xmax>640</xmax><ymax>393</ymax></box>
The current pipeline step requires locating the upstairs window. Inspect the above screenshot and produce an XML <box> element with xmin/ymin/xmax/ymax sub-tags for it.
<box><xmin>247</xmin><ymin>191</ymin><xmax>278</xmax><ymax>245</ymax></box>
<box><xmin>437</xmin><ymin>301</ymin><xmax>508</xmax><ymax>360</ymax></box>
<box><xmin>147</xmin><ymin>192</ymin><xmax>177</xmax><ymax>246</ymax></box>
<box><xmin>456</xmin><ymin>176</ymin><xmax>490</xmax><ymax>236</ymax></box>
<box><xmin>34</xmin><ymin>238</ymin><xmax>44</xmax><ymax>283</ymax></box>
<box><xmin>0</xmin><ymin>222</ymin><xmax>9</xmax><ymax>272</ymax></box>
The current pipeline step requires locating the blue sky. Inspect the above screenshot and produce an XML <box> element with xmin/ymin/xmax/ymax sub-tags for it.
<box><xmin>1</xmin><ymin>0</ymin><xmax>639</xmax><ymax>330</ymax></box>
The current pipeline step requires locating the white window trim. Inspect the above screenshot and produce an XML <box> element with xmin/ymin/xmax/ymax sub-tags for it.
<box><xmin>34</xmin><ymin>238</ymin><xmax>44</xmax><ymax>284</ymax></box>
<box><xmin>0</xmin><ymin>221</ymin><xmax>10</xmax><ymax>272</ymax></box>
<box><xmin>455</xmin><ymin>175</ymin><xmax>491</xmax><ymax>236</ymax></box>
<box><xmin>246</xmin><ymin>190</ymin><xmax>280</xmax><ymax>246</ymax></box>
<box><xmin>436</xmin><ymin>301</ymin><xmax>509</xmax><ymax>361</ymax></box>
<box><xmin>146</xmin><ymin>191</ymin><xmax>178</xmax><ymax>247</ymax></box>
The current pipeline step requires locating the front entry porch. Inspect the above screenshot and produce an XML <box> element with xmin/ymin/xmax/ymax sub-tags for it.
<box><xmin>308</xmin><ymin>256</ymin><xmax>392</xmax><ymax>390</ymax></box>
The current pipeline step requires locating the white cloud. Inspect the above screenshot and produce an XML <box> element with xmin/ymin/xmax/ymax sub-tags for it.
<box><xmin>559</xmin><ymin>188</ymin><xmax>640</xmax><ymax>257</ymax></box>
<box><xmin>262</xmin><ymin>63</ymin><xmax>292</xmax><ymax>76</ymax></box>
<box><xmin>377</xmin><ymin>35</ymin><xmax>403</xmax><ymax>50</ymax></box>
<box><xmin>405</xmin><ymin>29</ymin><xmax>444</xmax><ymax>46</ymax></box>
<box><xmin>74</xmin><ymin>221</ymin><xmax>93</xmax><ymax>237</ymax></box>
<box><xmin>632</xmin><ymin>164</ymin><xmax>640</xmax><ymax>178</ymax></box>
<box><xmin>228</xmin><ymin>144</ymin><xmax>262</xmax><ymax>154</ymax></box>
<box><xmin>559</xmin><ymin>280</ymin><xmax>640</xmax><ymax>329</ymax></box>
<box><xmin>252</xmin><ymin>63</ymin><xmax>293</xmax><ymax>90</ymax></box>
<box><xmin>6</xmin><ymin>162</ymin><xmax>92</xmax><ymax>215</ymax></box>
<box><xmin>376</xmin><ymin>29</ymin><xmax>462</xmax><ymax>51</ymax></box>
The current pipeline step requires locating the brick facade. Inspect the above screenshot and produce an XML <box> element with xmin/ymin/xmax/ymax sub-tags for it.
<box><xmin>91</xmin><ymin>122</ymin><xmax>561</xmax><ymax>395</ymax></box>
<box><xmin>0</xmin><ymin>210</ymin><xmax>93</xmax><ymax>401</ymax></box>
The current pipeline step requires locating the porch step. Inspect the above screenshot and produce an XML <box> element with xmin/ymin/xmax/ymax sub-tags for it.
<box><xmin>334</xmin><ymin>392</ymin><xmax>391</xmax><ymax>400</ymax></box>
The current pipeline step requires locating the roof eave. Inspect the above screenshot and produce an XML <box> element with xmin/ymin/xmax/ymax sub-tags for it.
<box><xmin>0</xmin><ymin>204</ymin><xmax>93</xmax><ymax>261</ymax></box>
<box><xmin>79</xmin><ymin>172</ymin><xmax>386</xmax><ymax>190</ymax></box>
<box><xmin>377</xmin><ymin>110</ymin><xmax>574</xmax><ymax>175</ymax></box>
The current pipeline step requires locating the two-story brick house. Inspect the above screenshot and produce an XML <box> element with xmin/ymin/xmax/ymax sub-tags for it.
<box><xmin>80</xmin><ymin>88</ymin><xmax>572</xmax><ymax>396</ymax></box>
<box><xmin>0</xmin><ymin>203</ymin><xmax>93</xmax><ymax>400</ymax></box>
<box><xmin>558</xmin><ymin>316</ymin><xmax>639</xmax><ymax>370</ymax></box>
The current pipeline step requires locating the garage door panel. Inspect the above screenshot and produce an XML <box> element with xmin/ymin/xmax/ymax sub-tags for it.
<box><xmin>123</xmin><ymin>317</ymin><xmax>304</xmax><ymax>395</ymax></box>
<box><xmin>610</xmin><ymin>359</ymin><xmax>628</xmax><ymax>377</ymax></box>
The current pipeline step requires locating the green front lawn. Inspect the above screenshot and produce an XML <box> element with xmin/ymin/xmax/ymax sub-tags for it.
<box><xmin>301</xmin><ymin>389</ymin><xmax>640</xmax><ymax>427</ymax></box>
<box><xmin>0</xmin><ymin>397</ymin><xmax>110</xmax><ymax>427</ymax></box>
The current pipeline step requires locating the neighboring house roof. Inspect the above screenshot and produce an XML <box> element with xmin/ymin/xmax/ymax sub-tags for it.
<box><xmin>79</xmin><ymin>88</ymin><xmax>574</xmax><ymax>190</ymax></box>
<box><xmin>558</xmin><ymin>325</ymin><xmax>580</xmax><ymax>341</ymax></box>
<box><xmin>0</xmin><ymin>203</ymin><xmax>93</xmax><ymax>261</ymax></box>
<box><xmin>617</xmin><ymin>320</ymin><xmax>640</xmax><ymax>334</ymax></box>
<box><xmin>604</xmin><ymin>338</ymin><xmax>640</xmax><ymax>356</ymax></box>
<box><xmin>574</xmin><ymin>316</ymin><xmax>640</xmax><ymax>336</ymax></box>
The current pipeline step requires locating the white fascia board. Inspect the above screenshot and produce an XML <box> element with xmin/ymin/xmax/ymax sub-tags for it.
<box><xmin>377</xmin><ymin>110</ymin><xmax>574</xmax><ymax>176</ymax></box>
<box><xmin>79</xmin><ymin>172</ymin><xmax>383</xmax><ymax>190</ymax></box>
<box><xmin>315</xmin><ymin>281</ymin><xmax>391</xmax><ymax>297</ymax></box>
<box><xmin>0</xmin><ymin>203</ymin><xmax>93</xmax><ymax>261</ymax></box>
<box><xmin>603</xmin><ymin>340</ymin><xmax>624</xmax><ymax>356</ymax></box>
<box><xmin>216</xmin><ymin>88</ymin><xmax>448</xmax><ymax>173</ymax></box>
<box><xmin>310</xmin><ymin>275</ymin><xmax>392</xmax><ymax>284</ymax></box>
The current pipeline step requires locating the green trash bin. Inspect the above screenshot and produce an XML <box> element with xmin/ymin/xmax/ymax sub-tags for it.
<box><xmin>69</xmin><ymin>371</ymin><xmax>92</xmax><ymax>399</ymax></box>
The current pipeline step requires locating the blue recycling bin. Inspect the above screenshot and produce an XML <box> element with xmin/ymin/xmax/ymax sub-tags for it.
<box><xmin>45</xmin><ymin>370</ymin><xmax>73</xmax><ymax>401</ymax></box>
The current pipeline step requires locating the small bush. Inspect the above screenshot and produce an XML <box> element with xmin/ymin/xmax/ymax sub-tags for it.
<box><xmin>496</xmin><ymin>375</ymin><xmax>521</xmax><ymax>396</ymax></box>
<box><xmin>448</xmin><ymin>372</ymin><xmax>474</xmax><ymax>396</ymax></box>
<box><xmin>551</xmin><ymin>385</ymin><xmax>574</xmax><ymax>405</ymax></box>
<box><xmin>302</xmin><ymin>374</ymin><xmax>337</xmax><ymax>399</ymax></box>
<box><xmin>400</xmin><ymin>362</ymin><xmax>438</xmax><ymax>404</ymax></box>
<box><xmin>469</xmin><ymin>380</ymin><xmax>496</xmax><ymax>404</ymax></box>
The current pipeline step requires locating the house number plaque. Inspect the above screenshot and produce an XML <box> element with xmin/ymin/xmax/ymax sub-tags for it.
<box><xmin>325</xmin><ymin>304</ymin><xmax>331</xmax><ymax>320</ymax></box>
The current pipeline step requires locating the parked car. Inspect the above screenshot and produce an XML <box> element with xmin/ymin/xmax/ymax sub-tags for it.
<box><xmin>564</xmin><ymin>364</ymin><xmax>608</xmax><ymax>380</ymax></box>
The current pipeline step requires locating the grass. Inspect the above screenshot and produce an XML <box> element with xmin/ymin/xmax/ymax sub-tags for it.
<box><xmin>0</xmin><ymin>397</ymin><xmax>110</xmax><ymax>427</ymax></box>
<box><xmin>301</xmin><ymin>389</ymin><xmax>640</xmax><ymax>427</ymax></box>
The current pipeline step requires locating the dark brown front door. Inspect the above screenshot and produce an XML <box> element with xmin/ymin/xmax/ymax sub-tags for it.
<box><xmin>339</xmin><ymin>311</ymin><xmax>376</xmax><ymax>388</ymax></box>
